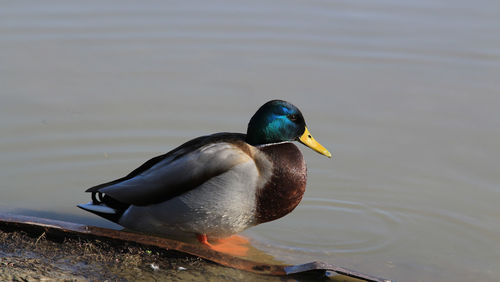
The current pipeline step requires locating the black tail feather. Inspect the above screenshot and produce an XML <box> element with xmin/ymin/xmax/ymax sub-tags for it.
<box><xmin>78</xmin><ymin>192</ymin><xmax>130</xmax><ymax>223</ymax></box>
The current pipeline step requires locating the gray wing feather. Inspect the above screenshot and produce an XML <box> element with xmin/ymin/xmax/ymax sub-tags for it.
<box><xmin>98</xmin><ymin>142</ymin><xmax>253</xmax><ymax>205</ymax></box>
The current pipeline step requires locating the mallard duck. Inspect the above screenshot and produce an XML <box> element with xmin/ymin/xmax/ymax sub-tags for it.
<box><xmin>78</xmin><ymin>100</ymin><xmax>331</xmax><ymax>254</ymax></box>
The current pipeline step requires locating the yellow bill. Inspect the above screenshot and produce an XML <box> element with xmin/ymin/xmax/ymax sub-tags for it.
<box><xmin>299</xmin><ymin>127</ymin><xmax>332</xmax><ymax>158</ymax></box>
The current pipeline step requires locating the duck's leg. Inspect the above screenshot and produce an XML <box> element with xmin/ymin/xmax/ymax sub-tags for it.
<box><xmin>196</xmin><ymin>234</ymin><xmax>212</xmax><ymax>247</ymax></box>
<box><xmin>196</xmin><ymin>234</ymin><xmax>249</xmax><ymax>257</ymax></box>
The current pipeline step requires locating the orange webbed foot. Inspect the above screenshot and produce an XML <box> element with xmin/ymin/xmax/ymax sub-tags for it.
<box><xmin>214</xmin><ymin>234</ymin><xmax>249</xmax><ymax>245</ymax></box>
<box><xmin>197</xmin><ymin>234</ymin><xmax>249</xmax><ymax>257</ymax></box>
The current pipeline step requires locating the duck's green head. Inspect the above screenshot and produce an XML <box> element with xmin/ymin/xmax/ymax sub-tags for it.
<box><xmin>246</xmin><ymin>100</ymin><xmax>331</xmax><ymax>157</ymax></box>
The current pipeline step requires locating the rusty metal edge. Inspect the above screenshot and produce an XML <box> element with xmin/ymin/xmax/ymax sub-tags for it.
<box><xmin>0</xmin><ymin>213</ymin><xmax>390</xmax><ymax>282</ymax></box>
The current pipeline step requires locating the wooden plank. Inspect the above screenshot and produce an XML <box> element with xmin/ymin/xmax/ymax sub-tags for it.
<box><xmin>0</xmin><ymin>213</ymin><xmax>390</xmax><ymax>282</ymax></box>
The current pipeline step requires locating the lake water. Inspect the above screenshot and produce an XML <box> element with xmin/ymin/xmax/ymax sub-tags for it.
<box><xmin>1</xmin><ymin>1</ymin><xmax>499</xmax><ymax>281</ymax></box>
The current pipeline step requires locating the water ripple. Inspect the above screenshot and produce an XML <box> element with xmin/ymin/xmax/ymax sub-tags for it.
<box><xmin>249</xmin><ymin>197</ymin><xmax>401</xmax><ymax>255</ymax></box>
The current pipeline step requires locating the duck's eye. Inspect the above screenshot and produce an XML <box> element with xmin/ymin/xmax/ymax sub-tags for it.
<box><xmin>288</xmin><ymin>114</ymin><xmax>298</xmax><ymax>122</ymax></box>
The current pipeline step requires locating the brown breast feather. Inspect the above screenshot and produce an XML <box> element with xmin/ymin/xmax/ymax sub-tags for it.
<box><xmin>254</xmin><ymin>142</ymin><xmax>307</xmax><ymax>224</ymax></box>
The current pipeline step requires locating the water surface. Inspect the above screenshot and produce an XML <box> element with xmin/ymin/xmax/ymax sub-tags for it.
<box><xmin>1</xmin><ymin>1</ymin><xmax>499</xmax><ymax>281</ymax></box>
